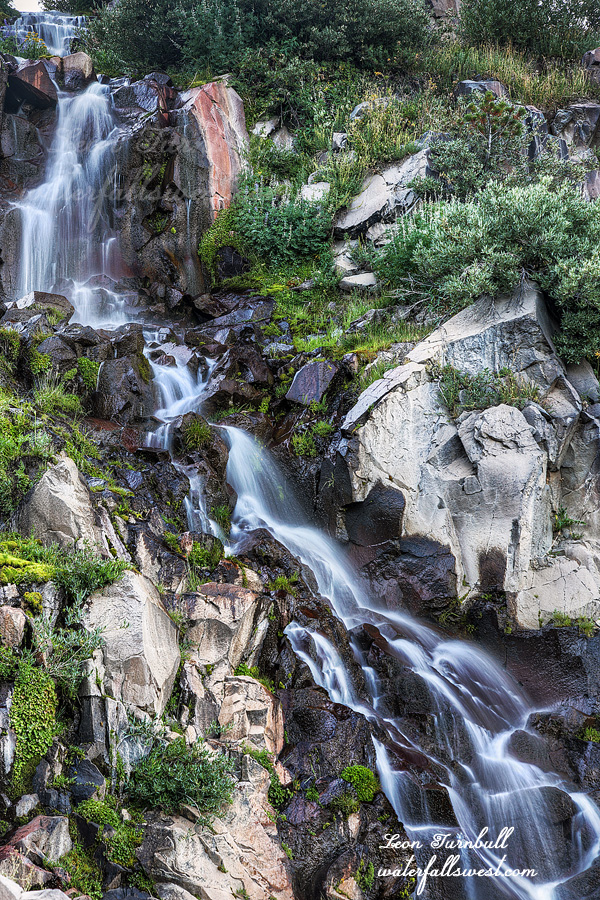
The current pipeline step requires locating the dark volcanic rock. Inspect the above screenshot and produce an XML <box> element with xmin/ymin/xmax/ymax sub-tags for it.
<box><xmin>286</xmin><ymin>360</ymin><xmax>338</xmax><ymax>405</ymax></box>
<box><xmin>8</xmin><ymin>61</ymin><xmax>58</xmax><ymax>109</ymax></box>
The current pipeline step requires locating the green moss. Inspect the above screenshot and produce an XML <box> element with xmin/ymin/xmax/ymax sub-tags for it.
<box><xmin>340</xmin><ymin>765</ymin><xmax>380</xmax><ymax>802</ymax></box>
<box><xmin>10</xmin><ymin>657</ymin><xmax>57</xmax><ymax>794</ymax></box>
<box><xmin>23</xmin><ymin>591</ymin><xmax>43</xmax><ymax>615</ymax></box>
<box><xmin>137</xmin><ymin>352</ymin><xmax>151</xmax><ymax>384</ymax></box>
<box><xmin>198</xmin><ymin>208</ymin><xmax>246</xmax><ymax>287</ymax></box>
<box><xmin>77</xmin><ymin>357</ymin><xmax>100</xmax><ymax>393</ymax></box>
<box><xmin>0</xmin><ymin>552</ymin><xmax>56</xmax><ymax>585</ymax></box>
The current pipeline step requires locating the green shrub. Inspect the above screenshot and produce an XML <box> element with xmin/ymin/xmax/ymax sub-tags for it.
<box><xmin>0</xmin><ymin>646</ymin><xmax>18</xmax><ymax>680</ymax></box>
<box><xmin>373</xmin><ymin>180</ymin><xmax>600</xmax><ymax>363</ymax></box>
<box><xmin>86</xmin><ymin>0</ymin><xmax>429</xmax><ymax>74</ymax></box>
<box><xmin>460</xmin><ymin>0</ymin><xmax>600</xmax><ymax>59</ymax></box>
<box><xmin>76</xmin><ymin>799</ymin><xmax>120</xmax><ymax>829</ymax></box>
<box><xmin>234</xmin><ymin>177</ymin><xmax>332</xmax><ymax>265</ymax></box>
<box><xmin>77</xmin><ymin>357</ymin><xmax>100</xmax><ymax>393</ymax></box>
<box><xmin>53</xmin><ymin>545</ymin><xmax>130</xmax><ymax>605</ymax></box>
<box><xmin>128</xmin><ymin>737</ymin><xmax>234</xmax><ymax>822</ymax></box>
<box><xmin>56</xmin><ymin>841</ymin><xmax>103</xmax><ymax>900</ymax></box>
<box><xmin>10</xmin><ymin>657</ymin><xmax>57</xmax><ymax>793</ymax></box>
<box><xmin>340</xmin><ymin>765</ymin><xmax>380</xmax><ymax>802</ymax></box>
<box><xmin>582</xmin><ymin>726</ymin><xmax>600</xmax><ymax>742</ymax></box>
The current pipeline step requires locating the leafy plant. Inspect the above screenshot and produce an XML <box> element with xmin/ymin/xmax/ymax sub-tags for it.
<box><xmin>77</xmin><ymin>357</ymin><xmax>100</xmax><ymax>393</ymax></box>
<box><xmin>127</xmin><ymin>736</ymin><xmax>234</xmax><ymax>822</ymax></box>
<box><xmin>33</xmin><ymin>372</ymin><xmax>83</xmax><ymax>417</ymax></box>
<box><xmin>234</xmin><ymin>662</ymin><xmax>275</xmax><ymax>692</ymax></box>
<box><xmin>10</xmin><ymin>656</ymin><xmax>57</xmax><ymax>794</ymax></box>
<box><xmin>374</xmin><ymin>179</ymin><xmax>600</xmax><ymax>363</ymax></box>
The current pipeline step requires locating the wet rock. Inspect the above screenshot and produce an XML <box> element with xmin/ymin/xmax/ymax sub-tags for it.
<box><xmin>84</xmin><ymin>571</ymin><xmax>180</xmax><ymax>717</ymax></box>
<box><xmin>65</xmin><ymin>758</ymin><xmax>105</xmax><ymax>804</ymax></box>
<box><xmin>95</xmin><ymin>354</ymin><xmax>154</xmax><ymax>425</ymax></box>
<box><xmin>16</xmin><ymin>454</ymin><xmax>100</xmax><ymax>549</ymax></box>
<box><xmin>60</xmin><ymin>52</ymin><xmax>95</xmax><ymax>91</ymax></box>
<box><xmin>286</xmin><ymin>360</ymin><xmax>338</xmax><ymax>405</ymax></box>
<box><xmin>7</xmin><ymin>61</ymin><xmax>57</xmax><ymax>110</ymax></box>
<box><xmin>117</xmin><ymin>81</ymin><xmax>247</xmax><ymax>296</ymax></box>
<box><xmin>0</xmin><ymin>607</ymin><xmax>26</xmax><ymax>648</ymax></box>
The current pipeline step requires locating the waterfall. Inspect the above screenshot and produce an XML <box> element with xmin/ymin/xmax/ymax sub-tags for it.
<box><xmin>5</xmin><ymin>11</ymin><xmax>86</xmax><ymax>57</ymax></box>
<box><xmin>12</xmin><ymin>81</ymin><xmax>132</xmax><ymax>328</ymax></box>
<box><xmin>225</xmin><ymin>427</ymin><xmax>600</xmax><ymax>900</ymax></box>
<box><xmin>9</xmin><ymin>55</ymin><xmax>600</xmax><ymax>900</ymax></box>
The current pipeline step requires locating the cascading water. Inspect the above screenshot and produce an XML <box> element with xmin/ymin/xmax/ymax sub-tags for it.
<box><xmin>224</xmin><ymin>427</ymin><xmax>600</xmax><ymax>900</ymax></box>
<box><xmin>5</xmin><ymin>11</ymin><xmax>85</xmax><ymax>57</ymax></box>
<box><xmin>144</xmin><ymin>334</ymin><xmax>220</xmax><ymax>536</ymax></box>
<box><xmin>13</xmin><ymin>80</ymin><xmax>133</xmax><ymax>328</ymax></box>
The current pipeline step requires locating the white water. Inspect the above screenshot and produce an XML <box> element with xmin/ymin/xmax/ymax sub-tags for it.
<box><xmin>6</xmin><ymin>11</ymin><xmax>85</xmax><ymax>57</ymax></box>
<box><xmin>13</xmin><ymin>81</ymin><xmax>133</xmax><ymax>328</ymax></box>
<box><xmin>144</xmin><ymin>335</ymin><xmax>221</xmax><ymax>537</ymax></box>
<box><xmin>225</xmin><ymin>427</ymin><xmax>600</xmax><ymax>900</ymax></box>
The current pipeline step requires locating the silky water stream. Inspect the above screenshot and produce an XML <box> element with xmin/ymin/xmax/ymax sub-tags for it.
<box><xmin>12</xmin><ymin>66</ymin><xmax>600</xmax><ymax>900</ymax></box>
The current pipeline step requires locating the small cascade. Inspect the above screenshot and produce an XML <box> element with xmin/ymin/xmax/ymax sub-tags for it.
<box><xmin>12</xmin><ymin>81</ymin><xmax>135</xmax><ymax>328</ymax></box>
<box><xmin>5</xmin><ymin>11</ymin><xmax>85</xmax><ymax>57</ymax></box>
<box><xmin>225</xmin><ymin>426</ymin><xmax>600</xmax><ymax>900</ymax></box>
<box><xmin>144</xmin><ymin>332</ymin><xmax>220</xmax><ymax>536</ymax></box>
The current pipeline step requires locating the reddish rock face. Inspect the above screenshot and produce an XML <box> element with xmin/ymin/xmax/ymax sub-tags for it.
<box><xmin>185</xmin><ymin>81</ymin><xmax>248</xmax><ymax>219</ymax></box>
<box><xmin>8</xmin><ymin>62</ymin><xmax>58</xmax><ymax>109</ymax></box>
